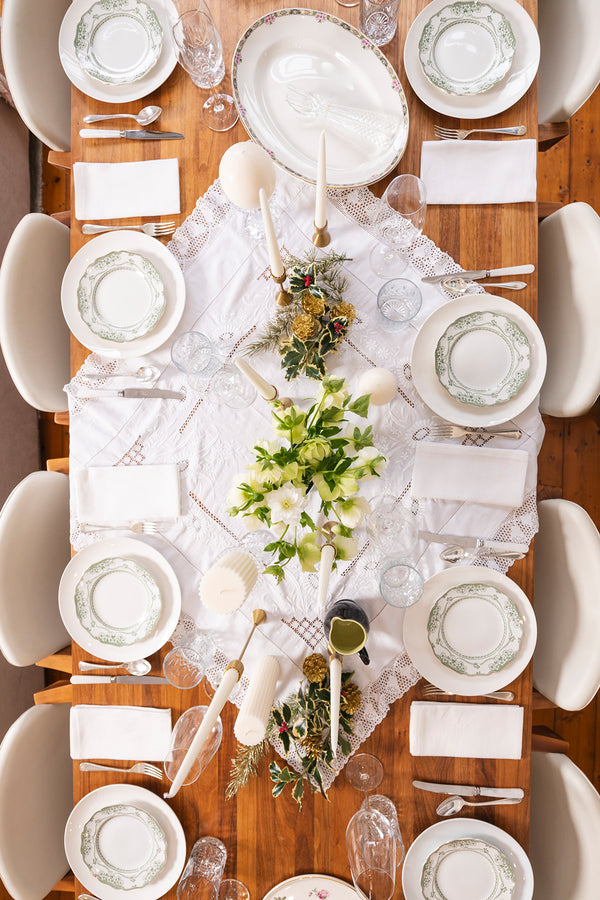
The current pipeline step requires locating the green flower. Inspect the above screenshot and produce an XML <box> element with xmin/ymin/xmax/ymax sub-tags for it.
<box><xmin>317</xmin><ymin>376</ymin><xmax>348</xmax><ymax>409</ymax></box>
<box><xmin>297</xmin><ymin>533</ymin><xmax>322</xmax><ymax>572</ymax></box>
<box><xmin>331</xmin><ymin>528</ymin><xmax>359</xmax><ymax>561</ymax></box>
<box><xmin>312</xmin><ymin>471</ymin><xmax>359</xmax><ymax>503</ymax></box>
<box><xmin>297</xmin><ymin>437</ymin><xmax>331</xmax><ymax>466</ymax></box>
<box><xmin>352</xmin><ymin>446</ymin><xmax>387</xmax><ymax>479</ymax></box>
<box><xmin>334</xmin><ymin>495</ymin><xmax>371</xmax><ymax>529</ymax></box>
<box><xmin>272</xmin><ymin>406</ymin><xmax>307</xmax><ymax>444</ymax></box>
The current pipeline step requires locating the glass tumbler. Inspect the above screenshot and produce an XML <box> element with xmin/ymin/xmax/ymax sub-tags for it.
<box><xmin>378</xmin><ymin>558</ymin><xmax>424</xmax><ymax>607</ymax></box>
<box><xmin>177</xmin><ymin>836</ymin><xmax>227</xmax><ymax>900</ymax></box>
<box><xmin>360</xmin><ymin>0</ymin><xmax>402</xmax><ymax>47</ymax></box>
<box><xmin>171</xmin><ymin>331</ymin><xmax>220</xmax><ymax>389</ymax></box>
<box><xmin>377</xmin><ymin>279</ymin><xmax>422</xmax><ymax>329</ymax></box>
<box><xmin>163</xmin><ymin>631</ymin><xmax>216</xmax><ymax>689</ymax></box>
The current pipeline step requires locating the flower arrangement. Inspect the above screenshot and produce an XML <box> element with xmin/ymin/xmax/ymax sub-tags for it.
<box><xmin>227</xmin><ymin>376</ymin><xmax>386</xmax><ymax>582</ymax></box>
<box><xmin>244</xmin><ymin>249</ymin><xmax>355</xmax><ymax>381</ymax></box>
<box><xmin>226</xmin><ymin>653</ymin><xmax>362</xmax><ymax>808</ymax></box>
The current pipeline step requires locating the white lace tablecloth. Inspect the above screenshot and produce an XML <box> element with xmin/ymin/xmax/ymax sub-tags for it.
<box><xmin>66</xmin><ymin>170</ymin><xmax>544</xmax><ymax>784</ymax></box>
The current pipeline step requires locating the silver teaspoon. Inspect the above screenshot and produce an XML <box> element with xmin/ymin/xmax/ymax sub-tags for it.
<box><xmin>440</xmin><ymin>545</ymin><xmax>526</xmax><ymax>563</ymax></box>
<box><xmin>85</xmin><ymin>366</ymin><xmax>159</xmax><ymax>383</ymax></box>
<box><xmin>83</xmin><ymin>105</ymin><xmax>162</xmax><ymax>125</ymax></box>
<box><xmin>442</xmin><ymin>277</ymin><xmax>527</xmax><ymax>295</ymax></box>
<box><xmin>78</xmin><ymin>659</ymin><xmax>152</xmax><ymax>675</ymax></box>
<box><xmin>437</xmin><ymin>794</ymin><xmax>522</xmax><ymax>816</ymax></box>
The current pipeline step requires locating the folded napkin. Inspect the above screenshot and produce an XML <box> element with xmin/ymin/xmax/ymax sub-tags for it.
<box><xmin>73</xmin><ymin>158</ymin><xmax>181</xmax><ymax>221</ymax></box>
<box><xmin>410</xmin><ymin>701</ymin><xmax>523</xmax><ymax>759</ymax></box>
<box><xmin>75</xmin><ymin>464</ymin><xmax>181</xmax><ymax>524</ymax></box>
<box><xmin>420</xmin><ymin>139</ymin><xmax>537</xmax><ymax>204</ymax></box>
<box><xmin>411</xmin><ymin>442</ymin><xmax>528</xmax><ymax>508</ymax></box>
<box><xmin>70</xmin><ymin>705</ymin><xmax>172</xmax><ymax>760</ymax></box>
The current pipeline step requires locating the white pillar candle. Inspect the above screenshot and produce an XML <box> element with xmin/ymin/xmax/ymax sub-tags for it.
<box><xmin>234</xmin><ymin>357</ymin><xmax>277</xmax><ymax>402</ymax></box>
<box><xmin>329</xmin><ymin>655</ymin><xmax>342</xmax><ymax>759</ymax></box>
<box><xmin>234</xmin><ymin>655</ymin><xmax>281</xmax><ymax>746</ymax></box>
<box><xmin>318</xmin><ymin>543</ymin><xmax>336</xmax><ymax>609</ymax></box>
<box><xmin>259</xmin><ymin>187</ymin><xmax>284</xmax><ymax>278</ymax></box>
<box><xmin>358</xmin><ymin>367</ymin><xmax>398</xmax><ymax>406</ymax></box>
<box><xmin>315</xmin><ymin>130</ymin><xmax>327</xmax><ymax>229</ymax></box>
<box><xmin>164</xmin><ymin>665</ymin><xmax>240</xmax><ymax>799</ymax></box>
<box><xmin>199</xmin><ymin>551</ymin><xmax>258</xmax><ymax>615</ymax></box>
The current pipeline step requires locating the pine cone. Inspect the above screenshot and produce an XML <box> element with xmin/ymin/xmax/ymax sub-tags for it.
<box><xmin>299</xmin><ymin>731</ymin><xmax>323</xmax><ymax>759</ymax></box>
<box><xmin>302</xmin><ymin>653</ymin><xmax>328</xmax><ymax>683</ymax></box>
<box><xmin>292</xmin><ymin>313</ymin><xmax>319</xmax><ymax>341</ymax></box>
<box><xmin>301</xmin><ymin>292</ymin><xmax>326</xmax><ymax>317</ymax></box>
<box><xmin>330</xmin><ymin>301</ymin><xmax>356</xmax><ymax>325</ymax></box>
<box><xmin>341</xmin><ymin>682</ymin><xmax>362</xmax><ymax>715</ymax></box>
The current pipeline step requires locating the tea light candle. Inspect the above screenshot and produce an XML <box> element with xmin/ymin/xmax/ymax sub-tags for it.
<box><xmin>318</xmin><ymin>543</ymin><xmax>336</xmax><ymax>609</ymax></box>
<box><xmin>315</xmin><ymin>130</ymin><xmax>327</xmax><ymax>229</ymax></box>
<box><xmin>234</xmin><ymin>655</ymin><xmax>281</xmax><ymax>745</ymax></box>
<box><xmin>200</xmin><ymin>550</ymin><xmax>258</xmax><ymax>615</ymax></box>
<box><xmin>259</xmin><ymin>188</ymin><xmax>284</xmax><ymax>278</ymax></box>
<box><xmin>358</xmin><ymin>368</ymin><xmax>398</xmax><ymax>406</ymax></box>
<box><xmin>329</xmin><ymin>653</ymin><xmax>342</xmax><ymax>758</ymax></box>
<box><xmin>234</xmin><ymin>357</ymin><xmax>277</xmax><ymax>402</ymax></box>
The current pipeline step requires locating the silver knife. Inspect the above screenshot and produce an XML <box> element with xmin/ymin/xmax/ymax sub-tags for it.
<box><xmin>422</xmin><ymin>264</ymin><xmax>534</xmax><ymax>284</ymax></box>
<box><xmin>79</xmin><ymin>128</ymin><xmax>184</xmax><ymax>140</ymax></box>
<box><xmin>78</xmin><ymin>388</ymin><xmax>184</xmax><ymax>400</ymax></box>
<box><xmin>418</xmin><ymin>531</ymin><xmax>529</xmax><ymax>554</ymax></box>
<box><xmin>71</xmin><ymin>675</ymin><xmax>169</xmax><ymax>685</ymax></box>
<box><xmin>413</xmin><ymin>780</ymin><xmax>524</xmax><ymax>799</ymax></box>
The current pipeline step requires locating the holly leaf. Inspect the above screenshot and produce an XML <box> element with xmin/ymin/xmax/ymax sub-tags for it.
<box><xmin>291</xmin><ymin>778</ymin><xmax>305</xmax><ymax>808</ymax></box>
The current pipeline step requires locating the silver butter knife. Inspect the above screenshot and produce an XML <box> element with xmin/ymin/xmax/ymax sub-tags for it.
<box><xmin>71</xmin><ymin>675</ymin><xmax>169</xmax><ymax>685</ymax></box>
<box><xmin>78</xmin><ymin>388</ymin><xmax>184</xmax><ymax>400</ymax></box>
<box><xmin>413</xmin><ymin>780</ymin><xmax>524</xmax><ymax>799</ymax></box>
<box><xmin>79</xmin><ymin>128</ymin><xmax>184</xmax><ymax>140</ymax></box>
<box><xmin>422</xmin><ymin>264</ymin><xmax>534</xmax><ymax>284</ymax></box>
<box><xmin>418</xmin><ymin>531</ymin><xmax>529</xmax><ymax>554</ymax></box>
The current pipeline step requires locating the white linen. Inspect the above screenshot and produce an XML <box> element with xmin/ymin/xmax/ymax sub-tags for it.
<box><xmin>409</xmin><ymin>701</ymin><xmax>524</xmax><ymax>759</ymax></box>
<box><xmin>70</xmin><ymin>704</ymin><xmax>172</xmax><ymax>760</ymax></box>
<box><xmin>420</xmin><ymin>139</ymin><xmax>537</xmax><ymax>204</ymax></box>
<box><xmin>73</xmin><ymin>158</ymin><xmax>181</xmax><ymax>221</ymax></box>
<box><xmin>75</xmin><ymin>463</ymin><xmax>181</xmax><ymax>524</ymax></box>
<box><xmin>411</xmin><ymin>443</ymin><xmax>529</xmax><ymax>507</ymax></box>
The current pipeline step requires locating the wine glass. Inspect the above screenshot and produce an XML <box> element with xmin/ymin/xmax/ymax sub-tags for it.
<box><xmin>346</xmin><ymin>807</ymin><xmax>396</xmax><ymax>900</ymax></box>
<box><xmin>172</xmin><ymin>4</ymin><xmax>238</xmax><ymax>132</ymax></box>
<box><xmin>370</xmin><ymin>175</ymin><xmax>427</xmax><ymax>278</ymax></box>
<box><xmin>361</xmin><ymin>795</ymin><xmax>405</xmax><ymax>868</ymax></box>
<box><xmin>345</xmin><ymin>752</ymin><xmax>384</xmax><ymax>795</ymax></box>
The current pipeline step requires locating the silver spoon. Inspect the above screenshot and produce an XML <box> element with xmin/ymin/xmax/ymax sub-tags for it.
<box><xmin>85</xmin><ymin>365</ymin><xmax>159</xmax><ymax>383</ymax></box>
<box><xmin>437</xmin><ymin>794</ymin><xmax>522</xmax><ymax>816</ymax></box>
<box><xmin>440</xmin><ymin>545</ymin><xmax>526</xmax><ymax>563</ymax></box>
<box><xmin>78</xmin><ymin>659</ymin><xmax>152</xmax><ymax>675</ymax></box>
<box><xmin>83</xmin><ymin>105</ymin><xmax>162</xmax><ymax>126</ymax></box>
<box><xmin>441</xmin><ymin>277</ymin><xmax>527</xmax><ymax>294</ymax></box>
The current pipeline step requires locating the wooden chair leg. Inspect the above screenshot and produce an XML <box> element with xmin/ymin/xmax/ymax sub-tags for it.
<box><xmin>532</xmin><ymin>725</ymin><xmax>570</xmax><ymax>754</ymax></box>
<box><xmin>46</xmin><ymin>457</ymin><xmax>70</xmax><ymax>475</ymax></box>
<box><xmin>52</xmin><ymin>872</ymin><xmax>75</xmax><ymax>892</ymax></box>
<box><xmin>532</xmin><ymin>688</ymin><xmax>556</xmax><ymax>710</ymax></box>
<box><xmin>34</xmin><ymin>680</ymin><xmax>72</xmax><ymax>705</ymax></box>
<box><xmin>47</xmin><ymin>151</ymin><xmax>73</xmax><ymax>171</ymax></box>
<box><xmin>51</xmin><ymin>210</ymin><xmax>71</xmax><ymax>227</ymax></box>
<box><xmin>538</xmin><ymin>121</ymin><xmax>570</xmax><ymax>150</ymax></box>
<box><xmin>54</xmin><ymin>411</ymin><xmax>70</xmax><ymax>427</ymax></box>
<box><xmin>35</xmin><ymin>649</ymin><xmax>73</xmax><ymax>674</ymax></box>
<box><xmin>538</xmin><ymin>201</ymin><xmax>563</xmax><ymax>221</ymax></box>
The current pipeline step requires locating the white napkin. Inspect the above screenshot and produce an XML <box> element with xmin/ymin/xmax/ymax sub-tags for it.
<box><xmin>75</xmin><ymin>464</ymin><xmax>181</xmax><ymax>524</ymax></box>
<box><xmin>70</xmin><ymin>705</ymin><xmax>172</xmax><ymax>760</ymax></box>
<box><xmin>410</xmin><ymin>701</ymin><xmax>523</xmax><ymax>759</ymax></box>
<box><xmin>73</xmin><ymin>158</ymin><xmax>181</xmax><ymax>221</ymax></box>
<box><xmin>411</xmin><ymin>442</ymin><xmax>528</xmax><ymax>508</ymax></box>
<box><xmin>420</xmin><ymin>139</ymin><xmax>537</xmax><ymax>204</ymax></box>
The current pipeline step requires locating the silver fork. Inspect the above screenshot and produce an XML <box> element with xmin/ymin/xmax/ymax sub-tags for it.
<box><xmin>79</xmin><ymin>521</ymin><xmax>161</xmax><ymax>534</ymax></box>
<box><xmin>434</xmin><ymin>125</ymin><xmax>527</xmax><ymax>141</ymax></box>
<box><xmin>423</xmin><ymin>684</ymin><xmax>515</xmax><ymax>701</ymax></box>
<box><xmin>82</xmin><ymin>222</ymin><xmax>175</xmax><ymax>237</ymax></box>
<box><xmin>79</xmin><ymin>761</ymin><xmax>163</xmax><ymax>778</ymax></box>
<box><xmin>428</xmin><ymin>424</ymin><xmax>522</xmax><ymax>440</ymax></box>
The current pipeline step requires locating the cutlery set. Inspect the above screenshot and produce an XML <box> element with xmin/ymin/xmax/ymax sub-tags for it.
<box><xmin>78</xmin><ymin>388</ymin><xmax>183</xmax><ymax>400</ymax></box>
<box><xmin>434</xmin><ymin>124</ymin><xmax>527</xmax><ymax>141</ymax></box>
<box><xmin>413</xmin><ymin>781</ymin><xmax>524</xmax><ymax>815</ymax></box>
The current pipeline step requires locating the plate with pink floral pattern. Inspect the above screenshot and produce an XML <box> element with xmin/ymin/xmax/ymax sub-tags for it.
<box><xmin>262</xmin><ymin>874</ymin><xmax>357</xmax><ymax>900</ymax></box>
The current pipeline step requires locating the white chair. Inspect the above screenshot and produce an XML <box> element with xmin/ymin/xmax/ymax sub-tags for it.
<box><xmin>530</xmin><ymin>751</ymin><xmax>600</xmax><ymax>900</ymax></box>
<box><xmin>0</xmin><ymin>213</ymin><xmax>71</xmax><ymax>413</ymax></box>
<box><xmin>0</xmin><ymin>704</ymin><xmax>71</xmax><ymax>900</ymax></box>
<box><xmin>538</xmin><ymin>202</ymin><xmax>600</xmax><ymax>418</ymax></box>
<box><xmin>538</xmin><ymin>0</ymin><xmax>600</xmax><ymax>124</ymax></box>
<box><xmin>0</xmin><ymin>471</ymin><xmax>70</xmax><ymax>667</ymax></box>
<box><xmin>533</xmin><ymin>498</ymin><xmax>600</xmax><ymax>710</ymax></box>
<box><xmin>0</xmin><ymin>0</ymin><xmax>71</xmax><ymax>151</ymax></box>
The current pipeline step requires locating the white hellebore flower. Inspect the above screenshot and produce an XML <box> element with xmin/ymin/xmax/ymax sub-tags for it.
<box><xmin>334</xmin><ymin>495</ymin><xmax>371</xmax><ymax>529</ymax></box>
<box><xmin>317</xmin><ymin>381</ymin><xmax>349</xmax><ymax>409</ymax></box>
<box><xmin>355</xmin><ymin>446</ymin><xmax>387</xmax><ymax>478</ymax></box>
<box><xmin>265</xmin><ymin>483</ymin><xmax>308</xmax><ymax>527</ymax></box>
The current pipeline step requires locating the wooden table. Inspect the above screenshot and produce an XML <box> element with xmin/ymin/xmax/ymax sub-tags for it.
<box><xmin>64</xmin><ymin>1</ymin><xmax>538</xmax><ymax>896</ymax></box>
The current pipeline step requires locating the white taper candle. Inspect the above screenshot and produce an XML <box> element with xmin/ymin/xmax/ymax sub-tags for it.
<box><xmin>259</xmin><ymin>187</ymin><xmax>284</xmax><ymax>278</ymax></box>
<box><xmin>318</xmin><ymin>543</ymin><xmax>336</xmax><ymax>609</ymax></box>
<box><xmin>234</xmin><ymin>655</ymin><xmax>281</xmax><ymax>745</ymax></box>
<box><xmin>329</xmin><ymin>655</ymin><xmax>342</xmax><ymax>759</ymax></box>
<box><xmin>164</xmin><ymin>666</ymin><xmax>240</xmax><ymax>799</ymax></box>
<box><xmin>315</xmin><ymin>130</ymin><xmax>327</xmax><ymax>229</ymax></box>
<box><xmin>234</xmin><ymin>357</ymin><xmax>278</xmax><ymax>402</ymax></box>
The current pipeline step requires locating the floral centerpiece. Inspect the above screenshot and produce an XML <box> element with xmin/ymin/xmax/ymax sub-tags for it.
<box><xmin>227</xmin><ymin>376</ymin><xmax>386</xmax><ymax>582</ymax></box>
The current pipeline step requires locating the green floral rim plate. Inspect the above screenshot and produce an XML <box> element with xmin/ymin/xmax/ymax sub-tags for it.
<box><xmin>74</xmin><ymin>0</ymin><xmax>163</xmax><ymax>85</ymax></box>
<box><xmin>427</xmin><ymin>582</ymin><xmax>523</xmax><ymax>676</ymax></box>
<box><xmin>418</xmin><ymin>2</ymin><xmax>516</xmax><ymax>95</ymax></box>
<box><xmin>77</xmin><ymin>250</ymin><xmax>166</xmax><ymax>343</ymax></box>
<box><xmin>81</xmin><ymin>804</ymin><xmax>167</xmax><ymax>890</ymax></box>
<box><xmin>421</xmin><ymin>838</ymin><xmax>516</xmax><ymax>900</ymax></box>
<box><xmin>435</xmin><ymin>310</ymin><xmax>531</xmax><ymax>407</ymax></box>
<box><xmin>74</xmin><ymin>556</ymin><xmax>162</xmax><ymax>646</ymax></box>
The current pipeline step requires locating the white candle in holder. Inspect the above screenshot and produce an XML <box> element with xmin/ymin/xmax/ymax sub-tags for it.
<box><xmin>259</xmin><ymin>188</ymin><xmax>284</xmax><ymax>278</ymax></box>
<box><xmin>199</xmin><ymin>550</ymin><xmax>258</xmax><ymax>615</ymax></box>
<box><xmin>315</xmin><ymin>130</ymin><xmax>327</xmax><ymax>229</ymax></box>
<box><xmin>234</xmin><ymin>357</ymin><xmax>277</xmax><ymax>401</ymax></box>
<box><xmin>234</xmin><ymin>655</ymin><xmax>281</xmax><ymax>745</ymax></box>
<box><xmin>318</xmin><ymin>543</ymin><xmax>336</xmax><ymax>609</ymax></box>
<box><xmin>329</xmin><ymin>654</ymin><xmax>342</xmax><ymax>758</ymax></box>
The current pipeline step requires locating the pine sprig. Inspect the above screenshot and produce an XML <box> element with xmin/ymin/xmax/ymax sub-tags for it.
<box><xmin>225</xmin><ymin>726</ymin><xmax>274</xmax><ymax>799</ymax></box>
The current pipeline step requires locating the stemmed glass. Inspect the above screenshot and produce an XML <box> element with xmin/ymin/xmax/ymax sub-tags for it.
<box><xmin>370</xmin><ymin>174</ymin><xmax>427</xmax><ymax>278</ymax></box>
<box><xmin>346</xmin><ymin>807</ymin><xmax>396</xmax><ymax>900</ymax></box>
<box><xmin>172</xmin><ymin>4</ymin><xmax>238</xmax><ymax>132</ymax></box>
<box><xmin>360</xmin><ymin>795</ymin><xmax>405</xmax><ymax>869</ymax></box>
<box><xmin>345</xmin><ymin>752</ymin><xmax>384</xmax><ymax>795</ymax></box>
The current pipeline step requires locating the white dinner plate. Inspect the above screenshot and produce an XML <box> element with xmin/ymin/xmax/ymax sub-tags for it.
<box><xmin>403</xmin><ymin>566</ymin><xmax>536</xmax><ymax>694</ymax></box>
<box><xmin>62</xmin><ymin>231</ymin><xmax>185</xmax><ymax>358</ymax></box>
<box><xmin>262</xmin><ymin>874</ymin><xmax>358</xmax><ymax>900</ymax></box>
<box><xmin>403</xmin><ymin>819</ymin><xmax>533</xmax><ymax>900</ymax></box>
<box><xmin>59</xmin><ymin>537</ymin><xmax>181</xmax><ymax>662</ymax></box>
<box><xmin>59</xmin><ymin>0</ymin><xmax>177</xmax><ymax>103</ymax></box>
<box><xmin>411</xmin><ymin>294</ymin><xmax>546</xmax><ymax>427</ymax></box>
<box><xmin>232</xmin><ymin>8</ymin><xmax>409</xmax><ymax>188</ymax></box>
<box><xmin>404</xmin><ymin>0</ymin><xmax>540</xmax><ymax>118</ymax></box>
<box><xmin>65</xmin><ymin>785</ymin><xmax>186</xmax><ymax>900</ymax></box>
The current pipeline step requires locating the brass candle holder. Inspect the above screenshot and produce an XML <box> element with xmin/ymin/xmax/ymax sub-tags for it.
<box><xmin>312</xmin><ymin>220</ymin><xmax>331</xmax><ymax>248</ymax></box>
<box><xmin>271</xmin><ymin>268</ymin><xmax>293</xmax><ymax>307</ymax></box>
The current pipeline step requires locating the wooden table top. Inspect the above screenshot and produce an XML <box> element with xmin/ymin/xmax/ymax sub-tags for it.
<box><xmin>67</xmin><ymin>1</ymin><xmax>537</xmax><ymax>896</ymax></box>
